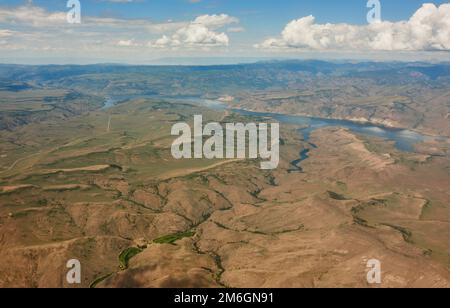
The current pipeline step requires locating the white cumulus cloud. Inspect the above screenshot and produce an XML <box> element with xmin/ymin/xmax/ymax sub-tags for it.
<box><xmin>193</xmin><ymin>14</ymin><xmax>239</xmax><ymax>28</ymax></box>
<box><xmin>257</xmin><ymin>3</ymin><xmax>450</xmax><ymax>51</ymax></box>
<box><xmin>0</xmin><ymin>29</ymin><xmax>15</xmax><ymax>37</ymax></box>
<box><xmin>117</xmin><ymin>39</ymin><xmax>139</xmax><ymax>47</ymax></box>
<box><xmin>150</xmin><ymin>14</ymin><xmax>238</xmax><ymax>48</ymax></box>
<box><xmin>0</xmin><ymin>5</ymin><xmax>66</xmax><ymax>27</ymax></box>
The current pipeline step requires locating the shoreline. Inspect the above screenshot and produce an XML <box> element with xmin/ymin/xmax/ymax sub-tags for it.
<box><xmin>101</xmin><ymin>95</ymin><xmax>450</xmax><ymax>140</ymax></box>
<box><xmin>225</xmin><ymin>104</ymin><xmax>450</xmax><ymax>140</ymax></box>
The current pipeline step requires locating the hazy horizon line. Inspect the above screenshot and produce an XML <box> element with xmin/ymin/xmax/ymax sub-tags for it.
<box><xmin>1</xmin><ymin>57</ymin><xmax>450</xmax><ymax>67</ymax></box>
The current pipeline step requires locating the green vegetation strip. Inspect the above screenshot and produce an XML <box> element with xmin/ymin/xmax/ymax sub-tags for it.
<box><xmin>119</xmin><ymin>247</ymin><xmax>143</xmax><ymax>270</ymax></box>
<box><xmin>89</xmin><ymin>272</ymin><xmax>114</xmax><ymax>289</ymax></box>
<box><xmin>382</xmin><ymin>224</ymin><xmax>413</xmax><ymax>243</ymax></box>
<box><xmin>153</xmin><ymin>231</ymin><xmax>195</xmax><ymax>245</ymax></box>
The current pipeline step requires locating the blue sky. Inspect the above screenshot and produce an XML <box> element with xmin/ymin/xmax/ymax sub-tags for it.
<box><xmin>0</xmin><ymin>0</ymin><xmax>449</xmax><ymax>64</ymax></box>
<box><xmin>8</xmin><ymin>0</ymin><xmax>449</xmax><ymax>32</ymax></box>
<box><xmin>7</xmin><ymin>0</ymin><xmax>447</xmax><ymax>23</ymax></box>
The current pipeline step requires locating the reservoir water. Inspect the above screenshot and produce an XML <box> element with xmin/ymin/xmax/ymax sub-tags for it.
<box><xmin>189</xmin><ymin>98</ymin><xmax>435</xmax><ymax>153</ymax></box>
<box><xmin>190</xmin><ymin>99</ymin><xmax>447</xmax><ymax>172</ymax></box>
<box><xmin>104</xmin><ymin>96</ymin><xmax>448</xmax><ymax>171</ymax></box>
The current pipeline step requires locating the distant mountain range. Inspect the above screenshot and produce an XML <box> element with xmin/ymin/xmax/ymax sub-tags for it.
<box><xmin>0</xmin><ymin>60</ymin><xmax>450</xmax><ymax>89</ymax></box>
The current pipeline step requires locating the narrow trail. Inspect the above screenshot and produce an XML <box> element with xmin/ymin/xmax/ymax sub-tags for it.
<box><xmin>3</xmin><ymin>151</ymin><xmax>42</xmax><ymax>173</ymax></box>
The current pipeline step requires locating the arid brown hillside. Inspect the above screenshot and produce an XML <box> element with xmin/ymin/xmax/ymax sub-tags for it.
<box><xmin>1</xmin><ymin>99</ymin><xmax>449</xmax><ymax>288</ymax></box>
